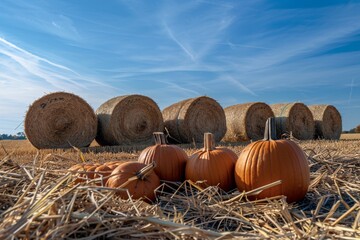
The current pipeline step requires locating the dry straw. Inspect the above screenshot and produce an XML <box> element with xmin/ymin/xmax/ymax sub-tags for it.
<box><xmin>270</xmin><ymin>103</ymin><xmax>315</xmax><ymax>140</ymax></box>
<box><xmin>223</xmin><ymin>102</ymin><xmax>274</xmax><ymax>142</ymax></box>
<box><xmin>96</xmin><ymin>95</ymin><xmax>164</xmax><ymax>146</ymax></box>
<box><xmin>1</xmin><ymin>140</ymin><xmax>360</xmax><ymax>239</ymax></box>
<box><xmin>24</xmin><ymin>92</ymin><xmax>97</xmax><ymax>149</ymax></box>
<box><xmin>308</xmin><ymin>105</ymin><xmax>342</xmax><ymax>140</ymax></box>
<box><xmin>162</xmin><ymin>96</ymin><xmax>226</xmax><ymax>143</ymax></box>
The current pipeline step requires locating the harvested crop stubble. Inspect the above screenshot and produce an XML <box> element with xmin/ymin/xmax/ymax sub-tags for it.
<box><xmin>24</xmin><ymin>92</ymin><xmax>97</xmax><ymax>149</ymax></box>
<box><xmin>96</xmin><ymin>95</ymin><xmax>164</xmax><ymax>146</ymax></box>
<box><xmin>270</xmin><ymin>103</ymin><xmax>315</xmax><ymax>140</ymax></box>
<box><xmin>223</xmin><ymin>102</ymin><xmax>274</xmax><ymax>142</ymax></box>
<box><xmin>0</xmin><ymin>141</ymin><xmax>360</xmax><ymax>239</ymax></box>
<box><xmin>308</xmin><ymin>105</ymin><xmax>342</xmax><ymax>140</ymax></box>
<box><xmin>162</xmin><ymin>96</ymin><xmax>226</xmax><ymax>143</ymax></box>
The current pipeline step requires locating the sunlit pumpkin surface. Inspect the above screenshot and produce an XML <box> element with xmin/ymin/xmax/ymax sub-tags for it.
<box><xmin>235</xmin><ymin>139</ymin><xmax>310</xmax><ymax>203</ymax></box>
<box><xmin>185</xmin><ymin>133</ymin><xmax>238</xmax><ymax>191</ymax></box>
<box><xmin>138</xmin><ymin>140</ymin><xmax>188</xmax><ymax>182</ymax></box>
<box><xmin>106</xmin><ymin>162</ymin><xmax>160</xmax><ymax>201</ymax></box>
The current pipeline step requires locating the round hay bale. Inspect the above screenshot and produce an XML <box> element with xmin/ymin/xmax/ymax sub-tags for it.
<box><xmin>24</xmin><ymin>92</ymin><xmax>97</xmax><ymax>149</ymax></box>
<box><xmin>223</xmin><ymin>102</ymin><xmax>274</xmax><ymax>142</ymax></box>
<box><xmin>162</xmin><ymin>96</ymin><xmax>226</xmax><ymax>143</ymax></box>
<box><xmin>96</xmin><ymin>95</ymin><xmax>164</xmax><ymax>146</ymax></box>
<box><xmin>270</xmin><ymin>103</ymin><xmax>315</xmax><ymax>140</ymax></box>
<box><xmin>308</xmin><ymin>105</ymin><xmax>342</xmax><ymax>140</ymax></box>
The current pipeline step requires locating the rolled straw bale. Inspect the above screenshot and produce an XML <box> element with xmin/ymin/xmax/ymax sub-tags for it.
<box><xmin>223</xmin><ymin>102</ymin><xmax>274</xmax><ymax>142</ymax></box>
<box><xmin>24</xmin><ymin>92</ymin><xmax>97</xmax><ymax>149</ymax></box>
<box><xmin>96</xmin><ymin>95</ymin><xmax>164</xmax><ymax>146</ymax></box>
<box><xmin>308</xmin><ymin>105</ymin><xmax>342</xmax><ymax>140</ymax></box>
<box><xmin>270</xmin><ymin>103</ymin><xmax>315</xmax><ymax>140</ymax></box>
<box><xmin>162</xmin><ymin>96</ymin><xmax>226</xmax><ymax>143</ymax></box>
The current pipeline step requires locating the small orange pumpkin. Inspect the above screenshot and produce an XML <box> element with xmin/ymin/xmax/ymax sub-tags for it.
<box><xmin>185</xmin><ymin>132</ymin><xmax>237</xmax><ymax>191</ymax></box>
<box><xmin>68</xmin><ymin>163</ymin><xmax>97</xmax><ymax>183</ymax></box>
<box><xmin>234</xmin><ymin>117</ymin><xmax>310</xmax><ymax>202</ymax></box>
<box><xmin>138</xmin><ymin>132</ymin><xmax>188</xmax><ymax>181</ymax></box>
<box><xmin>106</xmin><ymin>161</ymin><xmax>160</xmax><ymax>201</ymax></box>
<box><xmin>93</xmin><ymin>165</ymin><xmax>113</xmax><ymax>186</ymax></box>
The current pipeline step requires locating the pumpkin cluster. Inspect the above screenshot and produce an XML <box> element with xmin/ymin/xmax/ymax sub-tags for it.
<box><xmin>68</xmin><ymin>161</ymin><xmax>160</xmax><ymax>201</ymax></box>
<box><xmin>68</xmin><ymin>119</ymin><xmax>310</xmax><ymax>203</ymax></box>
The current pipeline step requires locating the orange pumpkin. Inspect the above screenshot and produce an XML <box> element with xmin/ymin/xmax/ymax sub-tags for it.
<box><xmin>68</xmin><ymin>163</ymin><xmax>97</xmax><ymax>183</ymax></box>
<box><xmin>93</xmin><ymin>165</ymin><xmax>113</xmax><ymax>186</ymax></box>
<box><xmin>234</xmin><ymin>117</ymin><xmax>310</xmax><ymax>202</ymax></box>
<box><xmin>185</xmin><ymin>132</ymin><xmax>237</xmax><ymax>191</ymax></box>
<box><xmin>106</xmin><ymin>162</ymin><xmax>160</xmax><ymax>201</ymax></box>
<box><xmin>138</xmin><ymin>132</ymin><xmax>188</xmax><ymax>181</ymax></box>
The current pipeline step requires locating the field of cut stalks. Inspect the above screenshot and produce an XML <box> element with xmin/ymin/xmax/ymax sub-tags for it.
<box><xmin>0</xmin><ymin>139</ymin><xmax>359</xmax><ymax>239</ymax></box>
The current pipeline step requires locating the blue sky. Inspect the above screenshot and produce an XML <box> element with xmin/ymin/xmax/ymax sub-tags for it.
<box><xmin>0</xmin><ymin>0</ymin><xmax>359</xmax><ymax>134</ymax></box>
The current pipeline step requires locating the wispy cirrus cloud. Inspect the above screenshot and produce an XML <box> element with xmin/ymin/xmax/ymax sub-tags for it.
<box><xmin>0</xmin><ymin>37</ymin><xmax>120</xmax><ymax>132</ymax></box>
<box><xmin>0</xmin><ymin>0</ymin><xmax>80</xmax><ymax>41</ymax></box>
<box><xmin>160</xmin><ymin>0</ymin><xmax>235</xmax><ymax>62</ymax></box>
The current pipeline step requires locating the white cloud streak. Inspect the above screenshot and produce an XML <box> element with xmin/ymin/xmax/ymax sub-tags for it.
<box><xmin>0</xmin><ymin>37</ymin><xmax>119</xmax><ymax>133</ymax></box>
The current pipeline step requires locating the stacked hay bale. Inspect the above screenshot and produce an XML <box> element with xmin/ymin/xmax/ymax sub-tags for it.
<box><xmin>24</xmin><ymin>92</ymin><xmax>97</xmax><ymax>149</ymax></box>
<box><xmin>96</xmin><ymin>95</ymin><xmax>164</xmax><ymax>146</ymax></box>
<box><xmin>162</xmin><ymin>96</ymin><xmax>226</xmax><ymax>143</ymax></box>
<box><xmin>308</xmin><ymin>105</ymin><xmax>342</xmax><ymax>140</ymax></box>
<box><xmin>223</xmin><ymin>102</ymin><xmax>274</xmax><ymax>142</ymax></box>
<box><xmin>270</xmin><ymin>103</ymin><xmax>315</xmax><ymax>140</ymax></box>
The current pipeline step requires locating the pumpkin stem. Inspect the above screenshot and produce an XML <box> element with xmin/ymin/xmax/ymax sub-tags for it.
<box><xmin>204</xmin><ymin>132</ymin><xmax>214</xmax><ymax>151</ymax></box>
<box><xmin>264</xmin><ymin>117</ymin><xmax>277</xmax><ymax>141</ymax></box>
<box><xmin>136</xmin><ymin>162</ymin><xmax>156</xmax><ymax>180</ymax></box>
<box><xmin>153</xmin><ymin>132</ymin><xmax>167</xmax><ymax>145</ymax></box>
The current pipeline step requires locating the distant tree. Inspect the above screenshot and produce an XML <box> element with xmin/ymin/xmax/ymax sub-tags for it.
<box><xmin>355</xmin><ymin>125</ymin><xmax>360</xmax><ymax>133</ymax></box>
<box><xmin>16</xmin><ymin>132</ymin><xmax>26</xmax><ymax>139</ymax></box>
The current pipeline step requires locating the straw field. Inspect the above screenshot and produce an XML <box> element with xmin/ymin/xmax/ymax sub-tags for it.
<box><xmin>341</xmin><ymin>133</ymin><xmax>360</xmax><ymax>140</ymax></box>
<box><xmin>0</xmin><ymin>139</ymin><xmax>359</xmax><ymax>239</ymax></box>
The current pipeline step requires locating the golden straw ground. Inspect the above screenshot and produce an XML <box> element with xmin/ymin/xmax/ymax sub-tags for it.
<box><xmin>0</xmin><ymin>139</ymin><xmax>359</xmax><ymax>239</ymax></box>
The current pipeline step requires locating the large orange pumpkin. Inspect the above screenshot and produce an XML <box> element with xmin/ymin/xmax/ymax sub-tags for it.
<box><xmin>234</xmin><ymin>117</ymin><xmax>310</xmax><ymax>202</ymax></box>
<box><xmin>185</xmin><ymin>132</ymin><xmax>237</xmax><ymax>191</ymax></box>
<box><xmin>138</xmin><ymin>132</ymin><xmax>188</xmax><ymax>181</ymax></box>
<box><xmin>106</xmin><ymin>162</ymin><xmax>160</xmax><ymax>201</ymax></box>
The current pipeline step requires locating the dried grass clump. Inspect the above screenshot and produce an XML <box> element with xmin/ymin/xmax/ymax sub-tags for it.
<box><xmin>162</xmin><ymin>96</ymin><xmax>226</xmax><ymax>143</ymax></box>
<box><xmin>0</xmin><ymin>140</ymin><xmax>360</xmax><ymax>239</ymax></box>
<box><xmin>24</xmin><ymin>92</ymin><xmax>97</xmax><ymax>149</ymax></box>
<box><xmin>271</xmin><ymin>103</ymin><xmax>315</xmax><ymax>140</ymax></box>
<box><xmin>96</xmin><ymin>95</ymin><xmax>164</xmax><ymax>146</ymax></box>
<box><xmin>223</xmin><ymin>102</ymin><xmax>274</xmax><ymax>142</ymax></box>
<box><xmin>308</xmin><ymin>105</ymin><xmax>342</xmax><ymax>140</ymax></box>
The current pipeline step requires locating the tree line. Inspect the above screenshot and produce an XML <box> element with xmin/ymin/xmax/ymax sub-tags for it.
<box><xmin>0</xmin><ymin>132</ymin><xmax>26</xmax><ymax>140</ymax></box>
<box><xmin>343</xmin><ymin>125</ymin><xmax>360</xmax><ymax>134</ymax></box>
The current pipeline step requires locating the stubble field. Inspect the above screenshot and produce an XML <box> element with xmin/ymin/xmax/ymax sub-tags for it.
<box><xmin>0</xmin><ymin>138</ymin><xmax>359</xmax><ymax>239</ymax></box>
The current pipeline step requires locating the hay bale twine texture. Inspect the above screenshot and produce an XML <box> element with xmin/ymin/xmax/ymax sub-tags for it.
<box><xmin>162</xmin><ymin>96</ymin><xmax>226</xmax><ymax>143</ymax></box>
<box><xmin>223</xmin><ymin>102</ymin><xmax>274</xmax><ymax>142</ymax></box>
<box><xmin>308</xmin><ymin>105</ymin><xmax>342</xmax><ymax>140</ymax></box>
<box><xmin>270</xmin><ymin>103</ymin><xmax>315</xmax><ymax>140</ymax></box>
<box><xmin>96</xmin><ymin>95</ymin><xmax>164</xmax><ymax>146</ymax></box>
<box><xmin>25</xmin><ymin>92</ymin><xmax>97</xmax><ymax>149</ymax></box>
